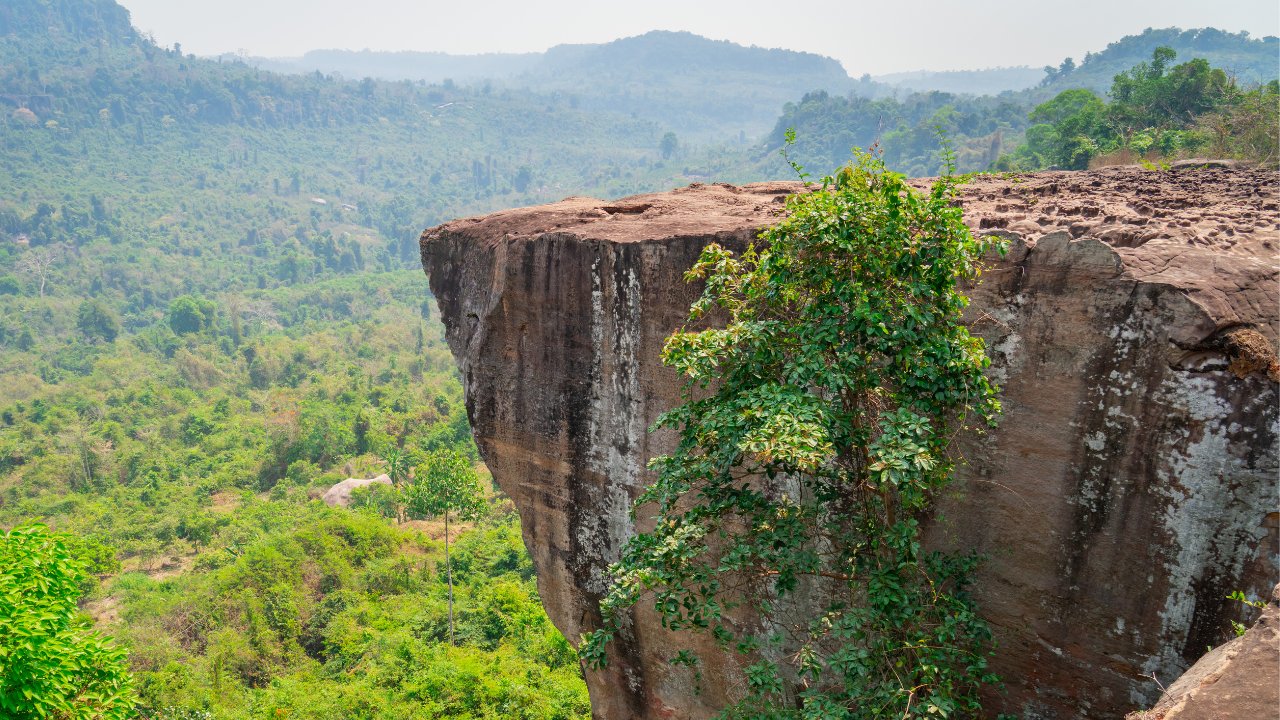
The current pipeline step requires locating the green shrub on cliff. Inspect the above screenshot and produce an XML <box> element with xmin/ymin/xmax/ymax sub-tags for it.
<box><xmin>583</xmin><ymin>145</ymin><xmax>1004</xmax><ymax>717</ymax></box>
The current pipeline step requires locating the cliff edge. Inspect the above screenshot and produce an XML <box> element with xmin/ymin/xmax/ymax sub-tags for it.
<box><xmin>421</xmin><ymin>166</ymin><xmax>1278</xmax><ymax>719</ymax></box>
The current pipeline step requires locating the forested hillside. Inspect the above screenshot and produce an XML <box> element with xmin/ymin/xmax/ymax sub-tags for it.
<box><xmin>1001</xmin><ymin>47</ymin><xmax>1279</xmax><ymax>170</ymax></box>
<box><xmin>1</xmin><ymin>2</ymin><xmax>1276</xmax><ymax>717</ymax></box>
<box><xmin>1038</xmin><ymin>27</ymin><xmax>1278</xmax><ymax>94</ymax></box>
<box><xmin>754</xmin><ymin>31</ymin><xmax>1277</xmax><ymax>178</ymax></box>
<box><xmin>269</xmin><ymin>26</ymin><xmax>1278</xmax><ymax>142</ymax></box>
<box><xmin>0</xmin><ymin>2</ymin><xmax>756</xmax><ymax>717</ymax></box>
<box><xmin>868</xmin><ymin>27</ymin><xmax>1276</xmax><ymax>96</ymax></box>
<box><xmin>757</xmin><ymin>90</ymin><xmax>1025</xmax><ymax>178</ymax></box>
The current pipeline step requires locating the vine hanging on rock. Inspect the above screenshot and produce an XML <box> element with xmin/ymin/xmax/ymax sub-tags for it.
<box><xmin>582</xmin><ymin>142</ymin><xmax>1006</xmax><ymax>719</ymax></box>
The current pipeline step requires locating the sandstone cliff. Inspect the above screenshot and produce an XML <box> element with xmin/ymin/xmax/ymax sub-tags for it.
<box><xmin>421</xmin><ymin>166</ymin><xmax>1279</xmax><ymax>719</ymax></box>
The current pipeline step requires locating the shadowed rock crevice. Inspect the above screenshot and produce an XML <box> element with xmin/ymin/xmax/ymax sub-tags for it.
<box><xmin>421</xmin><ymin>167</ymin><xmax>1278</xmax><ymax>720</ymax></box>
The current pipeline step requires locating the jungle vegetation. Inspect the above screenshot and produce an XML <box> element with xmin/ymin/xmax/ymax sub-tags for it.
<box><xmin>998</xmin><ymin>47</ymin><xmax>1279</xmax><ymax>170</ymax></box>
<box><xmin>1</xmin><ymin>2</ymin><xmax>1275</xmax><ymax>718</ymax></box>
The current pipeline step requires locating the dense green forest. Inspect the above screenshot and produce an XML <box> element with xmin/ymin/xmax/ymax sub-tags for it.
<box><xmin>0</xmin><ymin>1</ymin><xmax>726</xmax><ymax>717</ymax></box>
<box><xmin>1</xmin><ymin>1</ymin><xmax>1276</xmax><ymax>717</ymax></box>
<box><xmin>259</xmin><ymin>26</ymin><xmax>1278</xmax><ymax>142</ymax></box>
<box><xmin>1036</xmin><ymin>27</ymin><xmax>1279</xmax><ymax>94</ymax></box>
<box><xmin>758</xmin><ymin>90</ymin><xmax>1026</xmax><ymax>178</ymax></box>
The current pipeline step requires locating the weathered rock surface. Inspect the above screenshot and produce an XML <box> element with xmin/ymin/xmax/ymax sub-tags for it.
<box><xmin>1127</xmin><ymin>584</ymin><xmax>1280</xmax><ymax>720</ymax></box>
<box><xmin>320</xmin><ymin>474</ymin><xmax>392</xmax><ymax>507</ymax></box>
<box><xmin>420</xmin><ymin>166</ymin><xmax>1279</xmax><ymax>719</ymax></box>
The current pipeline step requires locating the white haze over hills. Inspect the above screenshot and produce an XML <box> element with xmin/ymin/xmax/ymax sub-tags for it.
<box><xmin>119</xmin><ymin>0</ymin><xmax>1278</xmax><ymax>77</ymax></box>
<box><xmin>177</xmin><ymin>24</ymin><xmax>1277</xmax><ymax>142</ymax></box>
<box><xmin>232</xmin><ymin>28</ymin><xmax>1278</xmax><ymax>102</ymax></box>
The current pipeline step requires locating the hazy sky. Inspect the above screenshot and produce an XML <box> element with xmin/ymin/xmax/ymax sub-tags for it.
<box><xmin>118</xmin><ymin>0</ymin><xmax>1278</xmax><ymax>76</ymax></box>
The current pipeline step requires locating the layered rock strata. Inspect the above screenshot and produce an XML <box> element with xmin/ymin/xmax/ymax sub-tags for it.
<box><xmin>421</xmin><ymin>166</ymin><xmax>1279</xmax><ymax>719</ymax></box>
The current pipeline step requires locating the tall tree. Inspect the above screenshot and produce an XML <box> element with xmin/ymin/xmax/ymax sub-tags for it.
<box><xmin>660</xmin><ymin>131</ymin><xmax>679</xmax><ymax>159</ymax></box>
<box><xmin>167</xmin><ymin>295</ymin><xmax>217</xmax><ymax>335</ymax></box>
<box><xmin>1025</xmin><ymin>88</ymin><xmax>1110</xmax><ymax>169</ymax></box>
<box><xmin>76</xmin><ymin>298</ymin><xmax>119</xmax><ymax>343</ymax></box>
<box><xmin>404</xmin><ymin>449</ymin><xmax>487</xmax><ymax>645</ymax></box>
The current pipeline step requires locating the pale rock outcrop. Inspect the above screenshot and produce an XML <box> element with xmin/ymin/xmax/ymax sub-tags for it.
<box><xmin>321</xmin><ymin>474</ymin><xmax>393</xmax><ymax>507</ymax></box>
<box><xmin>420</xmin><ymin>166</ymin><xmax>1279</xmax><ymax>719</ymax></box>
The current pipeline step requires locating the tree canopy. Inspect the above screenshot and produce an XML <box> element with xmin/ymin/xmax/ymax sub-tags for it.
<box><xmin>404</xmin><ymin>449</ymin><xmax>486</xmax><ymax>524</ymax></box>
<box><xmin>75</xmin><ymin>299</ymin><xmax>120</xmax><ymax>343</ymax></box>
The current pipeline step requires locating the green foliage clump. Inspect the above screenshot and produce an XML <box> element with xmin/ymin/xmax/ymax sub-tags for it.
<box><xmin>1193</xmin><ymin>80</ymin><xmax>1279</xmax><ymax>165</ymax></box>
<box><xmin>405</xmin><ymin>449</ymin><xmax>487</xmax><ymax>523</ymax></box>
<box><xmin>1020</xmin><ymin>88</ymin><xmax>1110</xmax><ymax>170</ymax></box>
<box><xmin>583</xmin><ymin>147</ymin><xmax>1004</xmax><ymax>717</ymax></box>
<box><xmin>76</xmin><ymin>299</ymin><xmax>120</xmax><ymax>343</ymax></box>
<box><xmin>167</xmin><ymin>296</ymin><xmax>217</xmax><ymax>336</ymax></box>
<box><xmin>1</xmin><ymin>524</ymin><xmax>136</xmax><ymax>720</ymax></box>
<box><xmin>1226</xmin><ymin>589</ymin><xmax>1267</xmax><ymax>637</ymax></box>
<box><xmin>1001</xmin><ymin>47</ymin><xmax>1277</xmax><ymax>169</ymax></box>
<box><xmin>766</xmin><ymin>91</ymin><xmax>1024</xmax><ymax>178</ymax></box>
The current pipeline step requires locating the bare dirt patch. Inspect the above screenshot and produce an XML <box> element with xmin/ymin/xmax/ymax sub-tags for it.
<box><xmin>120</xmin><ymin>551</ymin><xmax>198</xmax><ymax>579</ymax></box>
<box><xmin>210</xmin><ymin>490</ymin><xmax>242</xmax><ymax>513</ymax></box>
<box><xmin>401</xmin><ymin>518</ymin><xmax>475</xmax><ymax>543</ymax></box>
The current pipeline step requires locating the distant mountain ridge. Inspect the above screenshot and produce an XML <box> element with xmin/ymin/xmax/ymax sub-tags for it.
<box><xmin>260</xmin><ymin>31</ymin><xmax>849</xmax><ymax>86</ymax></box>
<box><xmin>1039</xmin><ymin>27</ymin><xmax>1278</xmax><ymax>93</ymax></box>
<box><xmin>871</xmin><ymin>67</ymin><xmax>1045</xmax><ymax>96</ymax></box>
<box><xmin>250</xmin><ymin>26</ymin><xmax>1278</xmax><ymax>138</ymax></box>
<box><xmin>535</xmin><ymin>31</ymin><xmax>847</xmax><ymax>79</ymax></box>
<box><xmin>251</xmin><ymin>31</ymin><xmax>862</xmax><ymax>139</ymax></box>
<box><xmin>0</xmin><ymin>0</ymin><xmax>136</xmax><ymax>45</ymax></box>
<box><xmin>249</xmin><ymin>49</ymin><xmax>539</xmax><ymax>84</ymax></box>
<box><xmin>861</xmin><ymin>28</ymin><xmax>1276</xmax><ymax>97</ymax></box>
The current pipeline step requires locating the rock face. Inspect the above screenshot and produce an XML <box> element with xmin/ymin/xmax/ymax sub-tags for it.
<box><xmin>420</xmin><ymin>167</ymin><xmax>1279</xmax><ymax>719</ymax></box>
<box><xmin>1127</xmin><ymin>585</ymin><xmax>1279</xmax><ymax>720</ymax></box>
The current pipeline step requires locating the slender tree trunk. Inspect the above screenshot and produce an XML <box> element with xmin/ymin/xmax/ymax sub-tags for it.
<box><xmin>445</xmin><ymin>510</ymin><xmax>455</xmax><ymax>645</ymax></box>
